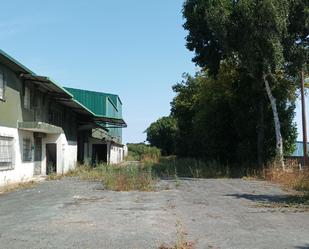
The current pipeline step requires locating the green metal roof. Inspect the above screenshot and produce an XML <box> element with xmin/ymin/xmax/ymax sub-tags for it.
<box><xmin>64</xmin><ymin>87</ymin><xmax>123</xmax><ymax>119</ymax></box>
<box><xmin>0</xmin><ymin>49</ymin><xmax>126</xmax><ymax>131</ymax></box>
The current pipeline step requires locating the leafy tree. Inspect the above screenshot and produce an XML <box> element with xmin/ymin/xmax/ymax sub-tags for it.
<box><xmin>183</xmin><ymin>0</ymin><xmax>305</xmax><ymax>167</ymax></box>
<box><xmin>171</xmin><ymin>73</ymin><xmax>203</xmax><ymax>157</ymax></box>
<box><xmin>145</xmin><ymin>116</ymin><xmax>178</xmax><ymax>156</ymax></box>
<box><xmin>284</xmin><ymin>0</ymin><xmax>309</xmax><ymax>75</ymax></box>
<box><xmin>171</xmin><ymin>62</ymin><xmax>297</xmax><ymax>166</ymax></box>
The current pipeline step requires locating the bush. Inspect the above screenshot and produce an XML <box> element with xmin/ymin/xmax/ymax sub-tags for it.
<box><xmin>100</xmin><ymin>164</ymin><xmax>154</xmax><ymax>191</ymax></box>
<box><xmin>55</xmin><ymin>164</ymin><xmax>156</xmax><ymax>192</ymax></box>
<box><xmin>126</xmin><ymin>143</ymin><xmax>161</xmax><ymax>163</ymax></box>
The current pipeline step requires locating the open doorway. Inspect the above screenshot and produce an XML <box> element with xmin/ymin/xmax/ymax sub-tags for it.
<box><xmin>46</xmin><ymin>143</ymin><xmax>57</xmax><ymax>175</ymax></box>
<box><xmin>92</xmin><ymin>144</ymin><xmax>107</xmax><ymax>165</ymax></box>
<box><xmin>34</xmin><ymin>137</ymin><xmax>42</xmax><ymax>175</ymax></box>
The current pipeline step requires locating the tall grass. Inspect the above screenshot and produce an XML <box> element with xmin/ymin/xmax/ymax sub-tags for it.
<box><xmin>265</xmin><ymin>163</ymin><xmax>309</xmax><ymax>193</ymax></box>
<box><xmin>149</xmin><ymin>157</ymin><xmax>251</xmax><ymax>178</ymax></box>
<box><xmin>58</xmin><ymin>164</ymin><xmax>156</xmax><ymax>191</ymax></box>
<box><xmin>99</xmin><ymin>164</ymin><xmax>155</xmax><ymax>191</ymax></box>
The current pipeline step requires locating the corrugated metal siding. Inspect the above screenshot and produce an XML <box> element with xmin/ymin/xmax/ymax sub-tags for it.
<box><xmin>64</xmin><ymin>87</ymin><xmax>123</xmax><ymax>143</ymax></box>
<box><xmin>64</xmin><ymin>87</ymin><xmax>123</xmax><ymax>119</ymax></box>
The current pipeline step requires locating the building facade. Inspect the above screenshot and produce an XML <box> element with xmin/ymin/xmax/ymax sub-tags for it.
<box><xmin>0</xmin><ymin>50</ymin><xmax>126</xmax><ymax>186</ymax></box>
<box><xmin>64</xmin><ymin>87</ymin><xmax>126</xmax><ymax>165</ymax></box>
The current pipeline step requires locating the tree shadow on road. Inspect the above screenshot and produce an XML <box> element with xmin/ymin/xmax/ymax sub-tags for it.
<box><xmin>226</xmin><ymin>193</ymin><xmax>309</xmax><ymax>210</ymax></box>
<box><xmin>294</xmin><ymin>244</ymin><xmax>309</xmax><ymax>249</ymax></box>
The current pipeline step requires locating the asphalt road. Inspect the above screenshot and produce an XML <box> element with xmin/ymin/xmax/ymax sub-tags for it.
<box><xmin>0</xmin><ymin>178</ymin><xmax>308</xmax><ymax>249</ymax></box>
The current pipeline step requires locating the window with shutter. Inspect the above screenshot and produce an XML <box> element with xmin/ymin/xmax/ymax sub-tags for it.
<box><xmin>0</xmin><ymin>136</ymin><xmax>14</xmax><ymax>170</ymax></box>
<box><xmin>23</xmin><ymin>138</ymin><xmax>32</xmax><ymax>162</ymax></box>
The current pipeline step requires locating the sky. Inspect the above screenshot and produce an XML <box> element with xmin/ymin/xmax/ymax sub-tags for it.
<box><xmin>0</xmin><ymin>0</ymin><xmax>307</xmax><ymax>143</ymax></box>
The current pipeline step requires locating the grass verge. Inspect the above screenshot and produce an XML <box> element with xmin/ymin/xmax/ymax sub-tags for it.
<box><xmin>0</xmin><ymin>181</ymin><xmax>37</xmax><ymax>195</ymax></box>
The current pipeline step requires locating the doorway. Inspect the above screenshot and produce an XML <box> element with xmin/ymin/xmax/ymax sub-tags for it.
<box><xmin>46</xmin><ymin>143</ymin><xmax>57</xmax><ymax>175</ymax></box>
<box><xmin>34</xmin><ymin>137</ymin><xmax>42</xmax><ymax>175</ymax></box>
<box><xmin>92</xmin><ymin>144</ymin><xmax>107</xmax><ymax>165</ymax></box>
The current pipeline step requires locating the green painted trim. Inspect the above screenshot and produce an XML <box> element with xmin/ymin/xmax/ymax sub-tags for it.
<box><xmin>71</xmin><ymin>98</ymin><xmax>96</xmax><ymax>116</ymax></box>
<box><xmin>0</xmin><ymin>49</ymin><xmax>36</xmax><ymax>75</ymax></box>
<box><xmin>44</xmin><ymin>76</ymin><xmax>74</xmax><ymax>98</ymax></box>
<box><xmin>107</xmin><ymin>96</ymin><xmax>118</xmax><ymax>111</ymax></box>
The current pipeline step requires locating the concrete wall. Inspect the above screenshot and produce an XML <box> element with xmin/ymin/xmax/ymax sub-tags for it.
<box><xmin>0</xmin><ymin>126</ymin><xmax>35</xmax><ymax>186</ymax></box>
<box><xmin>109</xmin><ymin>144</ymin><xmax>124</xmax><ymax>164</ymax></box>
<box><xmin>0</xmin><ymin>63</ymin><xmax>23</xmax><ymax>128</ymax></box>
<box><xmin>41</xmin><ymin>133</ymin><xmax>77</xmax><ymax>175</ymax></box>
<box><xmin>0</xmin><ymin>62</ymin><xmax>78</xmax><ymax>142</ymax></box>
<box><xmin>0</xmin><ymin>125</ymin><xmax>77</xmax><ymax>186</ymax></box>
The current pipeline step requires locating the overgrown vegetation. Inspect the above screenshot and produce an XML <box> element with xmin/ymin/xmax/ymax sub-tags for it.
<box><xmin>150</xmin><ymin>157</ymin><xmax>228</xmax><ymax>178</ymax></box>
<box><xmin>0</xmin><ymin>181</ymin><xmax>37</xmax><ymax>195</ymax></box>
<box><xmin>266</xmin><ymin>165</ymin><xmax>309</xmax><ymax>193</ymax></box>
<box><xmin>159</xmin><ymin>220</ymin><xmax>195</xmax><ymax>249</ymax></box>
<box><xmin>126</xmin><ymin>143</ymin><xmax>161</xmax><ymax>163</ymax></box>
<box><xmin>146</xmin><ymin>0</ymin><xmax>308</xmax><ymax>171</ymax></box>
<box><xmin>51</xmin><ymin>164</ymin><xmax>156</xmax><ymax>192</ymax></box>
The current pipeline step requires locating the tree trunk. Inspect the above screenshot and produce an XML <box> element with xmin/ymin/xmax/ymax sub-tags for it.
<box><xmin>263</xmin><ymin>74</ymin><xmax>285</xmax><ymax>169</ymax></box>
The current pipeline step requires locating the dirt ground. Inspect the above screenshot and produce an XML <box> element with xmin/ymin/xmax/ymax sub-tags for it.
<box><xmin>0</xmin><ymin>178</ymin><xmax>308</xmax><ymax>249</ymax></box>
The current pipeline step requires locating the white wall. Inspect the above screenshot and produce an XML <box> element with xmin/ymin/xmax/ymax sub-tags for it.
<box><xmin>0</xmin><ymin>125</ymin><xmax>77</xmax><ymax>186</ymax></box>
<box><xmin>41</xmin><ymin>133</ymin><xmax>77</xmax><ymax>175</ymax></box>
<box><xmin>110</xmin><ymin>144</ymin><xmax>124</xmax><ymax>164</ymax></box>
<box><xmin>0</xmin><ymin>126</ymin><xmax>35</xmax><ymax>186</ymax></box>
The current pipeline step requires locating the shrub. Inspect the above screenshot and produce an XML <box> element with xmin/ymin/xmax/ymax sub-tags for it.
<box><xmin>53</xmin><ymin>164</ymin><xmax>156</xmax><ymax>192</ymax></box>
<box><xmin>126</xmin><ymin>143</ymin><xmax>161</xmax><ymax>163</ymax></box>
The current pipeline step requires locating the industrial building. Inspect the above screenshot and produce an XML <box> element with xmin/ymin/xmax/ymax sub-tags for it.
<box><xmin>0</xmin><ymin>50</ymin><xmax>126</xmax><ymax>186</ymax></box>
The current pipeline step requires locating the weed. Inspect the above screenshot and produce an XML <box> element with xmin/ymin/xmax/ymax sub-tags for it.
<box><xmin>46</xmin><ymin>173</ymin><xmax>65</xmax><ymax>181</ymax></box>
<box><xmin>265</xmin><ymin>164</ymin><xmax>309</xmax><ymax>193</ymax></box>
<box><xmin>159</xmin><ymin>220</ymin><xmax>195</xmax><ymax>249</ymax></box>
<box><xmin>48</xmin><ymin>164</ymin><xmax>156</xmax><ymax>192</ymax></box>
<box><xmin>174</xmin><ymin>168</ymin><xmax>181</xmax><ymax>188</ymax></box>
<box><xmin>101</xmin><ymin>164</ymin><xmax>155</xmax><ymax>191</ymax></box>
<box><xmin>0</xmin><ymin>181</ymin><xmax>37</xmax><ymax>195</ymax></box>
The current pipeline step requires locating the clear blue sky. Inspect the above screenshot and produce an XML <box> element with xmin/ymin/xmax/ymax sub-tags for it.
<box><xmin>0</xmin><ymin>0</ymin><xmax>196</xmax><ymax>143</ymax></box>
<box><xmin>0</xmin><ymin>0</ymin><xmax>306</xmax><ymax>143</ymax></box>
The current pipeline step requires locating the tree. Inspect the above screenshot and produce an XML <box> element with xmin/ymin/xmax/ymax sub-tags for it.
<box><xmin>171</xmin><ymin>73</ymin><xmax>203</xmax><ymax>157</ymax></box>
<box><xmin>183</xmin><ymin>0</ymin><xmax>303</xmax><ymax>167</ymax></box>
<box><xmin>170</xmin><ymin>62</ymin><xmax>297</xmax><ymax>166</ymax></box>
<box><xmin>145</xmin><ymin>116</ymin><xmax>178</xmax><ymax>156</ymax></box>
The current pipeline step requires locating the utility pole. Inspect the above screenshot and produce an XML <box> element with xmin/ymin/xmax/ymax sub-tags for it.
<box><xmin>300</xmin><ymin>71</ymin><xmax>308</xmax><ymax>167</ymax></box>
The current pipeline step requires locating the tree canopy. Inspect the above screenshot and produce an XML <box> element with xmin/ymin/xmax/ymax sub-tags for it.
<box><xmin>182</xmin><ymin>0</ymin><xmax>307</xmax><ymax>166</ymax></box>
<box><xmin>145</xmin><ymin>116</ymin><xmax>177</xmax><ymax>156</ymax></box>
<box><xmin>147</xmin><ymin>0</ymin><xmax>307</xmax><ymax>168</ymax></box>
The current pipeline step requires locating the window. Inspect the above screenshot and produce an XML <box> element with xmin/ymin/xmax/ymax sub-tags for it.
<box><xmin>23</xmin><ymin>138</ymin><xmax>32</xmax><ymax>162</ymax></box>
<box><xmin>0</xmin><ymin>136</ymin><xmax>14</xmax><ymax>170</ymax></box>
<box><xmin>24</xmin><ymin>85</ymin><xmax>31</xmax><ymax>109</ymax></box>
<box><xmin>0</xmin><ymin>72</ymin><xmax>4</xmax><ymax>100</ymax></box>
